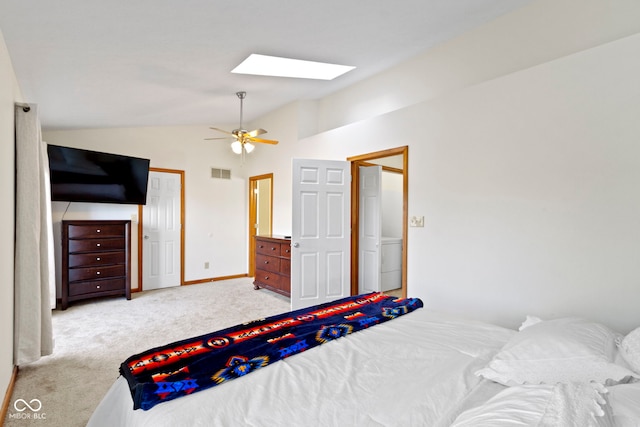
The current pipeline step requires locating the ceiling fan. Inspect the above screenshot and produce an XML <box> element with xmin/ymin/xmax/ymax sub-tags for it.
<box><xmin>205</xmin><ymin>91</ymin><xmax>278</xmax><ymax>156</ymax></box>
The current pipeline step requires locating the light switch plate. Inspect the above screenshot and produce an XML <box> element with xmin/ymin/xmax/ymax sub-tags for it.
<box><xmin>410</xmin><ymin>216</ymin><xmax>424</xmax><ymax>227</ymax></box>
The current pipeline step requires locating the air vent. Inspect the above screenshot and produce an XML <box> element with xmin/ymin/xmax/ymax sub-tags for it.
<box><xmin>211</xmin><ymin>168</ymin><xmax>231</xmax><ymax>180</ymax></box>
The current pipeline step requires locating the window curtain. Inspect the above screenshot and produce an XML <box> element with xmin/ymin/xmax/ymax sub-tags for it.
<box><xmin>14</xmin><ymin>103</ymin><xmax>54</xmax><ymax>365</ymax></box>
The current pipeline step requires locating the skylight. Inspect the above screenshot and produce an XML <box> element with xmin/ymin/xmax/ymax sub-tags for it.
<box><xmin>231</xmin><ymin>54</ymin><xmax>355</xmax><ymax>80</ymax></box>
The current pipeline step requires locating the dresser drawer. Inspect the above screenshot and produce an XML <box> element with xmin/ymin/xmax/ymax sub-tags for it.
<box><xmin>69</xmin><ymin>264</ymin><xmax>126</xmax><ymax>282</ymax></box>
<box><xmin>254</xmin><ymin>236</ymin><xmax>291</xmax><ymax>297</ymax></box>
<box><xmin>256</xmin><ymin>254</ymin><xmax>280</xmax><ymax>273</ymax></box>
<box><xmin>256</xmin><ymin>241</ymin><xmax>281</xmax><ymax>256</ymax></box>
<box><xmin>254</xmin><ymin>269</ymin><xmax>285</xmax><ymax>291</ymax></box>
<box><xmin>280</xmin><ymin>243</ymin><xmax>291</xmax><ymax>258</ymax></box>
<box><xmin>68</xmin><ymin>278</ymin><xmax>126</xmax><ymax>297</ymax></box>
<box><xmin>68</xmin><ymin>238</ymin><xmax>125</xmax><ymax>253</ymax></box>
<box><xmin>280</xmin><ymin>258</ymin><xmax>290</xmax><ymax>276</ymax></box>
<box><xmin>61</xmin><ymin>220</ymin><xmax>131</xmax><ymax>309</ymax></box>
<box><xmin>67</xmin><ymin>224</ymin><xmax>126</xmax><ymax>239</ymax></box>
<box><xmin>69</xmin><ymin>251</ymin><xmax>125</xmax><ymax>268</ymax></box>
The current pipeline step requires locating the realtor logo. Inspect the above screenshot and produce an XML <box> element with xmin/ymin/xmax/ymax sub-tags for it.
<box><xmin>14</xmin><ymin>398</ymin><xmax>42</xmax><ymax>412</ymax></box>
<box><xmin>10</xmin><ymin>398</ymin><xmax>46</xmax><ymax>420</ymax></box>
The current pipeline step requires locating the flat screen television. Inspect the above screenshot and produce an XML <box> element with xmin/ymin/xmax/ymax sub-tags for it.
<box><xmin>47</xmin><ymin>144</ymin><xmax>150</xmax><ymax>205</ymax></box>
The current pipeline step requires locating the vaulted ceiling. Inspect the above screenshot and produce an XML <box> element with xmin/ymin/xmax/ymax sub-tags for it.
<box><xmin>0</xmin><ymin>0</ymin><xmax>532</xmax><ymax>130</ymax></box>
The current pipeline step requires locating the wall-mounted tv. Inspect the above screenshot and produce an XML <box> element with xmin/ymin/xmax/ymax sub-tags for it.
<box><xmin>47</xmin><ymin>144</ymin><xmax>150</xmax><ymax>205</ymax></box>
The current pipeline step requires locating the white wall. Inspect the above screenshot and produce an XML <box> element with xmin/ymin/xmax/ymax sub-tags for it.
<box><xmin>256</xmin><ymin>178</ymin><xmax>271</xmax><ymax>235</ymax></box>
<box><xmin>410</xmin><ymin>32</ymin><xmax>640</xmax><ymax>333</ymax></box>
<box><xmin>43</xmin><ymin>126</ymin><xmax>250</xmax><ymax>289</ymax></box>
<box><xmin>241</xmin><ymin>0</ymin><xmax>640</xmax><ymax>334</ymax></box>
<box><xmin>0</xmin><ymin>27</ymin><xmax>22</xmax><ymax>404</ymax></box>
<box><xmin>381</xmin><ymin>171</ymin><xmax>403</xmax><ymax>238</ymax></box>
<box><xmin>315</xmin><ymin>0</ymin><xmax>640</xmax><ymax>134</ymax></box>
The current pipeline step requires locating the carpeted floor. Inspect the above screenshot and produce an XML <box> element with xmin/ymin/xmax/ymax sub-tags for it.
<box><xmin>4</xmin><ymin>278</ymin><xmax>289</xmax><ymax>427</ymax></box>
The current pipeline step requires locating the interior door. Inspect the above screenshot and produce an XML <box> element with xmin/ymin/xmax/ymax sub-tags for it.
<box><xmin>142</xmin><ymin>170</ymin><xmax>182</xmax><ymax>290</ymax></box>
<box><xmin>291</xmin><ymin>159</ymin><xmax>351</xmax><ymax>310</ymax></box>
<box><xmin>358</xmin><ymin>165</ymin><xmax>382</xmax><ymax>293</ymax></box>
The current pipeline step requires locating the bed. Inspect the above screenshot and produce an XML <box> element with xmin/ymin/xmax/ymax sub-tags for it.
<box><xmin>87</xmin><ymin>293</ymin><xmax>640</xmax><ymax>426</ymax></box>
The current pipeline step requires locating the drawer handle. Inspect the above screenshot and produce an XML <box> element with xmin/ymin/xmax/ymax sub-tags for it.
<box><xmin>96</xmin><ymin>271</ymin><xmax>101</xmax><ymax>275</ymax></box>
<box><xmin>96</xmin><ymin>257</ymin><xmax>101</xmax><ymax>261</ymax></box>
<box><xmin>271</xmin><ymin>247</ymin><xmax>276</xmax><ymax>251</ymax></box>
<box><xmin>259</xmin><ymin>245</ymin><xmax>264</xmax><ymax>249</ymax></box>
<box><xmin>96</xmin><ymin>229</ymin><xmax>101</xmax><ymax>233</ymax></box>
<box><xmin>285</xmin><ymin>249</ymin><xmax>290</xmax><ymax>253</ymax></box>
<box><xmin>96</xmin><ymin>243</ymin><xmax>101</xmax><ymax>247</ymax></box>
<box><xmin>264</xmin><ymin>261</ymin><xmax>269</xmax><ymax>264</ymax></box>
<box><xmin>264</xmin><ymin>276</ymin><xmax>269</xmax><ymax>280</ymax></box>
<box><xmin>96</xmin><ymin>285</ymin><xmax>101</xmax><ymax>289</ymax></box>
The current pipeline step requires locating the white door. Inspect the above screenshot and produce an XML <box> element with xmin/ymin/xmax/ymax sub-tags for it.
<box><xmin>291</xmin><ymin>159</ymin><xmax>351</xmax><ymax>310</ymax></box>
<box><xmin>142</xmin><ymin>171</ymin><xmax>181</xmax><ymax>290</ymax></box>
<box><xmin>358</xmin><ymin>165</ymin><xmax>382</xmax><ymax>293</ymax></box>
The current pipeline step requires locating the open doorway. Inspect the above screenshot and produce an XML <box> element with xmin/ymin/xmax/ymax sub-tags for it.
<box><xmin>348</xmin><ymin>146</ymin><xmax>408</xmax><ymax>298</ymax></box>
<box><xmin>248</xmin><ymin>174</ymin><xmax>273</xmax><ymax>277</ymax></box>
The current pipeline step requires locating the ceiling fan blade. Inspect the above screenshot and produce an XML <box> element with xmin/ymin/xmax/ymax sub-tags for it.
<box><xmin>209</xmin><ymin>127</ymin><xmax>235</xmax><ymax>135</ymax></box>
<box><xmin>247</xmin><ymin>128</ymin><xmax>267</xmax><ymax>138</ymax></box>
<box><xmin>204</xmin><ymin>137</ymin><xmax>232</xmax><ymax>140</ymax></box>
<box><xmin>248</xmin><ymin>137</ymin><xmax>279</xmax><ymax>145</ymax></box>
<box><xmin>214</xmin><ymin>92</ymin><xmax>278</xmax><ymax>149</ymax></box>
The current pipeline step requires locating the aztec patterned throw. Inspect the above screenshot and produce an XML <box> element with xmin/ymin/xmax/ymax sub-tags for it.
<box><xmin>120</xmin><ymin>292</ymin><xmax>423</xmax><ymax>410</ymax></box>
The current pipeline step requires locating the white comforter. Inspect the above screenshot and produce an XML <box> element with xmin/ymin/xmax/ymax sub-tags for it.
<box><xmin>88</xmin><ymin>309</ymin><xmax>515</xmax><ymax>427</ymax></box>
<box><xmin>451</xmin><ymin>382</ymin><xmax>614</xmax><ymax>427</ymax></box>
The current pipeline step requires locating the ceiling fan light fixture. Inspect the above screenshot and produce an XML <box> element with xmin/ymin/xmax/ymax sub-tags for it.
<box><xmin>231</xmin><ymin>140</ymin><xmax>243</xmax><ymax>154</ymax></box>
<box><xmin>207</xmin><ymin>91</ymin><xmax>279</xmax><ymax>159</ymax></box>
<box><xmin>232</xmin><ymin>54</ymin><xmax>355</xmax><ymax>80</ymax></box>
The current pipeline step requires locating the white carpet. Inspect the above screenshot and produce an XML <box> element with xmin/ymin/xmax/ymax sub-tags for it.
<box><xmin>4</xmin><ymin>278</ymin><xmax>290</xmax><ymax>427</ymax></box>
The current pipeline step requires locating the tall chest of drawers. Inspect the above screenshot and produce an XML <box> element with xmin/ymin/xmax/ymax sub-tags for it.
<box><xmin>61</xmin><ymin>220</ymin><xmax>131</xmax><ymax>310</ymax></box>
<box><xmin>253</xmin><ymin>235</ymin><xmax>291</xmax><ymax>297</ymax></box>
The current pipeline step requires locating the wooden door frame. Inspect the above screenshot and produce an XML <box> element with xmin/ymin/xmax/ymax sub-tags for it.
<box><xmin>136</xmin><ymin>167</ymin><xmax>185</xmax><ymax>292</ymax></box>
<box><xmin>248</xmin><ymin>173</ymin><xmax>274</xmax><ymax>277</ymax></box>
<box><xmin>347</xmin><ymin>146</ymin><xmax>408</xmax><ymax>298</ymax></box>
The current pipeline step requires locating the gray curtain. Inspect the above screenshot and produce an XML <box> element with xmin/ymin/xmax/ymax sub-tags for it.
<box><xmin>14</xmin><ymin>103</ymin><xmax>54</xmax><ymax>365</ymax></box>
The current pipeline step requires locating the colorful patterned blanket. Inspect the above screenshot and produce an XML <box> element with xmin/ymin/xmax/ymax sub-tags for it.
<box><xmin>120</xmin><ymin>292</ymin><xmax>423</xmax><ymax>410</ymax></box>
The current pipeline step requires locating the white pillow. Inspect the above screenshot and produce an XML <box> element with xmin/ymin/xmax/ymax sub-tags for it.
<box><xmin>618</xmin><ymin>326</ymin><xmax>640</xmax><ymax>374</ymax></box>
<box><xmin>476</xmin><ymin>317</ymin><xmax>637</xmax><ymax>386</ymax></box>
<box><xmin>608</xmin><ymin>382</ymin><xmax>640</xmax><ymax>427</ymax></box>
<box><xmin>518</xmin><ymin>315</ymin><xmax>542</xmax><ymax>331</ymax></box>
<box><xmin>451</xmin><ymin>383</ymin><xmax>613</xmax><ymax>427</ymax></box>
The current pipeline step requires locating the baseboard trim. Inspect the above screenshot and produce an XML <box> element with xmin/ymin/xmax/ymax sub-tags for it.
<box><xmin>183</xmin><ymin>274</ymin><xmax>248</xmax><ymax>286</ymax></box>
<box><xmin>1</xmin><ymin>366</ymin><xmax>18</xmax><ymax>422</ymax></box>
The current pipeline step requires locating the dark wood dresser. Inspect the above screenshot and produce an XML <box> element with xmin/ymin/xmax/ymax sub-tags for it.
<box><xmin>253</xmin><ymin>235</ymin><xmax>291</xmax><ymax>297</ymax></box>
<box><xmin>61</xmin><ymin>220</ymin><xmax>131</xmax><ymax>310</ymax></box>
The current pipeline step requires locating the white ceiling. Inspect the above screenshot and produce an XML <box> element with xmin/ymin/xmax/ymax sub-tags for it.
<box><xmin>0</xmin><ymin>0</ymin><xmax>532</xmax><ymax>131</ymax></box>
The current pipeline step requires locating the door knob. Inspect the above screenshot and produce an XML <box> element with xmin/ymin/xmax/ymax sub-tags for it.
<box><xmin>144</xmin><ymin>235</ymin><xmax>149</xmax><ymax>240</ymax></box>
<box><xmin>292</xmin><ymin>242</ymin><xmax>299</xmax><ymax>248</ymax></box>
